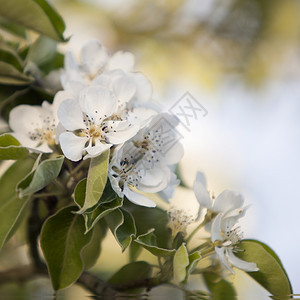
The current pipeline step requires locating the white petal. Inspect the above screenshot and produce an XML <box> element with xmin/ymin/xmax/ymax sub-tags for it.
<box><xmin>226</xmin><ymin>250</ymin><xmax>259</xmax><ymax>272</ymax></box>
<box><xmin>9</xmin><ymin>105</ymin><xmax>45</xmax><ymax>135</ymax></box>
<box><xmin>108</xmin><ymin>173</ymin><xmax>123</xmax><ymax>198</ymax></box>
<box><xmin>107</xmin><ymin>51</ymin><xmax>135</xmax><ymax>72</ymax></box>
<box><xmin>113</xmin><ymin>76</ymin><xmax>136</xmax><ymax>104</ymax></box>
<box><xmin>58</xmin><ymin>99</ymin><xmax>85</xmax><ymax>131</ymax></box>
<box><xmin>137</xmin><ymin>163</ymin><xmax>170</xmax><ymax>193</ymax></box>
<box><xmin>213</xmin><ymin>190</ymin><xmax>244</xmax><ymax>213</ymax></box>
<box><xmin>105</xmin><ymin>121</ymin><xmax>139</xmax><ymax>144</ymax></box>
<box><xmin>51</xmin><ymin>90</ymin><xmax>74</xmax><ymax>123</ymax></box>
<box><xmin>162</xmin><ymin>140</ymin><xmax>183</xmax><ymax>165</ymax></box>
<box><xmin>80</xmin><ymin>40</ymin><xmax>108</xmax><ymax>75</ymax></box>
<box><xmin>193</xmin><ymin>172</ymin><xmax>211</xmax><ymax>208</ymax></box>
<box><xmin>59</xmin><ymin>132</ymin><xmax>88</xmax><ymax>161</ymax></box>
<box><xmin>79</xmin><ymin>85</ymin><xmax>117</xmax><ymax>123</ymax></box>
<box><xmin>84</xmin><ymin>142</ymin><xmax>112</xmax><ymax>159</ymax></box>
<box><xmin>55</xmin><ymin>122</ymin><xmax>66</xmax><ymax>144</ymax></box>
<box><xmin>63</xmin><ymin>81</ymin><xmax>87</xmax><ymax>98</ymax></box>
<box><xmin>123</xmin><ymin>184</ymin><xmax>156</xmax><ymax>207</ymax></box>
<box><xmin>215</xmin><ymin>247</ymin><xmax>234</xmax><ymax>273</ymax></box>
<box><xmin>211</xmin><ymin>213</ymin><xmax>223</xmax><ymax>242</ymax></box>
<box><xmin>131</xmin><ymin>72</ymin><xmax>152</xmax><ymax>102</ymax></box>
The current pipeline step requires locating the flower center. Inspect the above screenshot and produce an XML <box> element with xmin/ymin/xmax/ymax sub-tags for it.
<box><xmin>222</xmin><ymin>225</ymin><xmax>243</xmax><ymax>250</ymax></box>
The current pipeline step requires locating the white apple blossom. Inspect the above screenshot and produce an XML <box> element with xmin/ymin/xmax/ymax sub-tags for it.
<box><xmin>8</xmin><ymin>94</ymin><xmax>64</xmax><ymax>153</ymax></box>
<box><xmin>193</xmin><ymin>171</ymin><xmax>248</xmax><ymax>224</ymax></box>
<box><xmin>211</xmin><ymin>213</ymin><xmax>259</xmax><ymax>273</ymax></box>
<box><xmin>108</xmin><ymin>113</ymin><xmax>183</xmax><ymax>206</ymax></box>
<box><xmin>61</xmin><ymin>39</ymin><xmax>136</xmax><ymax>88</ymax></box>
<box><xmin>57</xmin><ymin>85</ymin><xmax>139</xmax><ymax>161</ymax></box>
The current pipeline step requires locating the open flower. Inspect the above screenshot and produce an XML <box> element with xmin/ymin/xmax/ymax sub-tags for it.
<box><xmin>109</xmin><ymin>142</ymin><xmax>171</xmax><ymax>207</ymax></box>
<box><xmin>8</xmin><ymin>94</ymin><xmax>64</xmax><ymax>153</ymax></box>
<box><xmin>57</xmin><ymin>85</ymin><xmax>139</xmax><ymax>161</ymax></box>
<box><xmin>211</xmin><ymin>213</ymin><xmax>259</xmax><ymax>273</ymax></box>
<box><xmin>61</xmin><ymin>39</ymin><xmax>135</xmax><ymax>88</ymax></box>
<box><xmin>193</xmin><ymin>171</ymin><xmax>248</xmax><ymax>224</ymax></box>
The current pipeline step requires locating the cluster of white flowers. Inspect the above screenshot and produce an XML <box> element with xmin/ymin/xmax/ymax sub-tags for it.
<box><xmin>8</xmin><ymin>39</ymin><xmax>258</xmax><ymax>274</ymax></box>
<box><xmin>8</xmin><ymin>40</ymin><xmax>183</xmax><ymax>207</ymax></box>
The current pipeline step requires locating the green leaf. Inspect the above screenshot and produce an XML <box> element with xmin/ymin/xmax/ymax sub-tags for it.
<box><xmin>40</xmin><ymin>206</ymin><xmax>93</xmax><ymax>290</ymax></box>
<box><xmin>0</xmin><ymin>42</ymin><xmax>23</xmax><ymax>71</ymax></box>
<box><xmin>0</xmin><ymin>61</ymin><xmax>33</xmax><ymax>85</ymax></box>
<box><xmin>0</xmin><ymin>19</ymin><xmax>26</xmax><ymax>38</ymax></box>
<box><xmin>109</xmin><ymin>261</ymin><xmax>152</xmax><ymax>286</ymax></box>
<box><xmin>0</xmin><ymin>133</ymin><xmax>29</xmax><ymax>160</ymax></box>
<box><xmin>236</xmin><ymin>239</ymin><xmax>293</xmax><ymax>298</ymax></box>
<box><xmin>173</xmin><ymin>243</ymin><xmax>189</xmax><ymax>283</ymax></box>
<box><xmin>0</xmin><ymin>0</ymin><xmax>65</xmax><ymax>41</ymax></box>
<box><xmin>186</xmin><ymin>251</ymin><xmax>201</xmax><ymax>278</ymax></box>
<box><xmin>105</xmin><ymin>208</ymin><xmax>136</xmax><ymax>252</ymax></box>
<box><xmin>0</xmin><ymin>157</ymin><xmax>34</xmax><ymax>249</ymax></box>
<box><xmin>17</xmin><ymin>155</ymin><xmax>64</xmax><ymax>197</ymax></box>
<box><xmin>126</xmin><ymin>203</ymin><xmax>170</xmax><ymax>249</ymax></box>
<box><xmin>77</xmin><ymin>150</ymin><xmax>109</xmax><ymax>214</ymax></box>
<box><xmin>25</xmin><ymin>36</ymin><xmax>57</xmax><ymax>67</ymax></box>
<box><xmin>129</xmin><ymin>242</ymin><xmax>143</xmax><ymax>263</ymax></box>
<box><xmin>81</xmin><ymin>219</ymin><xmax>107</xmax><ymax>270</ymax></box>
<box><xmin>203</xmin><ymin>273</ymin><xmax>237</xmax><ymax>300</ymax></box>
<box><xmin>135</xmin><ymin>229</ymin><xmax>176</xmax><ymax>257</ymax></box>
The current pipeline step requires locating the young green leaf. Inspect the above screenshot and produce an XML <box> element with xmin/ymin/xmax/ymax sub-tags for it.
<box><xmin>0</xmin><ymin>43</ymin><xmax>23</xmax><ymax>71</ymax></box>
<box><xmin>129</xmin><ymin>242</ymin><xmax>143</xmax><ymax>263</ymax></box>
<box><xmin>77</xmin><ymin>150</ymin><xmax>109</xmax><ymax>214</ymax></box>
<box><xmin>0</xmin><ymin>157</ymin><xmax>34</xmax><ymax>249</ymax></box>
<box><xmin>186</xmin><ymin>251</ymin><xmax>201</xmax><ymax>278</ymax></box>
<box><xmin>0</xmin><ymin>133</ymin><xmax>29</xmax><ymax>160</ymax></box>
<box><xmin>203</xmin><ymin>273</ymin><xmax>237</xmax><ymax>300</ymax></box>
<box><xmin>81</xmin><ymin>219</ymin><xmax>107</xmax><ymax>270</ymax></box>
<box><xmin>108</xmin><ymin>261</ymin><xmax>152</xmax><ymax>287</ymax></box>
<box><xmin>17</xmin><ymin>155</ymin><xmax>64</xmax><ymax>197</ymax></box>
<box><xmin>105</xmin><ymin>208</ymin><xmax>136</xmax><ymax>252</ymax></box>
<box><xmin>173</xmin><ymin>243</ymin><xmax>189</xmax><ymax>283</ymax></box>
<box><xmin>40</xmin><ymin>206</ymin><xmax>93</xmax><ymax>290</ymax></box>
<box><xmin>0</xmin><ymin>0</ymin><xmax>66</xmax><ymax>41</ymax></box>
<box><xmin>236</xmin><ymin>239</ymin><xmax>293</xmax><ymax>298</ymax></box>
<box><xmin>135</xmin><ymin>229</ymin><xmax>176</xmax><ymax>257</ymax></box>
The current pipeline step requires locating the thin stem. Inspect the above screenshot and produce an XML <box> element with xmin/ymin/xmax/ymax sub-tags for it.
<box><xmin>66</xmin><ymin>159</ymin><xmax>88</xmax><ymax>181</ymax></box>
<box><xmin>190</xmin><ymin>241</ymin><xmax>211</xmax><ymax>253</ymax></box>
<box><xmin>32</xmin><ymin>192</ymin><xmax>64</xmax><ymax>199</ymax></box>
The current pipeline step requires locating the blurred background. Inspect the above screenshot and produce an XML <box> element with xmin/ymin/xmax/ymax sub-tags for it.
<box><xmin>2</xmin><ymin>0</ymin><xmax>300</xmax><ymax>298</ymax></box>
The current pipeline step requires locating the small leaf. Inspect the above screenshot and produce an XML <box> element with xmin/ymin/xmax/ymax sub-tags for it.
<box><xmin>236</xmin><ymin>239</ymin><xmax>293</xmax><ymax>298</ymax></box>
<box><xmin>0</xmin><ymin>133</ymin><xmax>29</xmax><ymax>160</ymax></box>
<box><xmin>81</xmin><ymin>219</ymin><xmax>107</xmax><ymax>270</ymax></box>
<box><xmin>129</xmin><ymin>242</ymin><xmax>143</xmax><ymax>263</ymax></box>
<box><xmin>204</xmin><ymin>273</ymin><xmax>237</xmax><ymax>300</ymax></box>
<box><xmin>109</xmin><ymin>261</ymin><xmax>152</xmax><ymax>286</ymax></box>
<box><xmin>186</xmin><ymin>251</ymin><xmax>201</xmax><ymax>278</ymax></box>
<box><xmin>173</xmin><ymin>243</ymin><xmax>189</xmax><ymax>283</ymax></box>
<box><xmin>40</xmin><ymin>206</ymin><xmax>93</xmax><ymax>290</ymax></box>
<box><xmin>77</xmin><ymin>150</ymin><xmax>109</xmax><ymax>213</ymax></box>
<box><xmin>0</xmin><ymin>61</ymin><xmax>33</xmax><ymax>85</ymax></box>
<box><xmin>105</xmin><ymin>208</ymin><xmax>136</xmax><ymax>252</ymax></box>
<box><xmin>135</xmin><ymin>229</ymin><xmax>176</xmax><ymax>257</ymax></box>
<box><xmin>17</xmin><ymin>155</ymin><xmax>64</xmax><ymax>197</ymax></box>
<box><xmin>0</xmin><ymin>157</ymin><xmax>34</xmax><ymax>249</ymax></box>
<box><xmin>0</xmin><ymin>0</ymin><xmax>66</xmax><ymax>41</ymax></box>
<box><xmin>0</xmin><ymin>43</ymin><xmax>23</xmax><ymax>71</ymax></box>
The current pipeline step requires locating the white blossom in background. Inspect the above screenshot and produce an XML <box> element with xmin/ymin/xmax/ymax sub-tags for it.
<box><xmin>212</xmin><ymin>213</ymin><xmax>259</xmax><ymax>273</ymax></box>
<box><xmin>108</xmin><ymin>113</ymin><xmax>183</xmax><ymax>207</ymax></box>
<box><xmin>57</xmin><ymin>85</ymin><xmax>140</xmax><ymax>161</ymax></box>
<box><xmin>8</xmin><ymin>94</ymin><xmax>64</xmax><ymax>153</ymax></box>
<box><xmin>193</xmin><ymin>171</ymin><xmax>248</xmax><ymax>226</ymax></box>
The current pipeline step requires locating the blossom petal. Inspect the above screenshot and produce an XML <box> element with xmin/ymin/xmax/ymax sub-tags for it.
<box><xmin>108</xmin><ymin>173</ymin><xmax>123</xmax><ymax>198</ymax></box>
<box><xmin>215</xmin><ymin>247</ymin><xmax>234</xmax><ymax>273</ymax></box>
<box><xmin>9</xmin><ymin>105</ymin><xmax>45</xmax><ymax>135</ymax></box>
<box><xmin>226</xmin><ymin>250</ymin><xmax>259</xmax><ymax>272</ymax></box>
<box><xmin>84</xmin><ymin>141</ymin><xmax>112</xmax><ymax>159</ymax></box>
<box><xmin>59</xmin><ymin>132</ymin><xmax>88</xmax><ymax>161</ymax></box>
<box><xmin>193</xmin><ymin>172</ymin><xmax>211</xmax><ymax>208</ymax></box>
<box><xmin>123</xmin><ymin>184</ymin><xmax>156</xmax><ymax>207</ymax></box>
<box><xmin>105</xmin><ymin>121</ymin><xmax>139</xmax><ymax>144</ymax></box>
<box><xmin>58</xmin><ymin>99</ymin><xmax>85</xmax><ymax>131</ymax></box>
<box><xmin>211</xmin><ymin>213</ymin><xmax>223</xmax><ymax>242</ymax></box>
<box><xmin>80</xmin><ymin>40</ymin><xmax>108</xmax><ymax>75</ymax></box>
<box><xmin>107</xmin><ymin>51</ymin><xmax>135</xmax><ymax>72</ymax></box>
<box><xmin>113</xmin><ymin>76</ymin><xmax>136</xmax><ymax>104</ymax></box>
<box><xmin>79</xmin><ymin>85</ymin><xmax>117</xmax><ymax>123</ymax></box>
<box><xmin>213</xmin><ymin>190</ymin><xmax>244</xmax><ymax>213</ymax></box>
<box><xmin>161</xmin><ymin>140</ymin><xmax>183</xmax><ymax>165</ymax></box>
